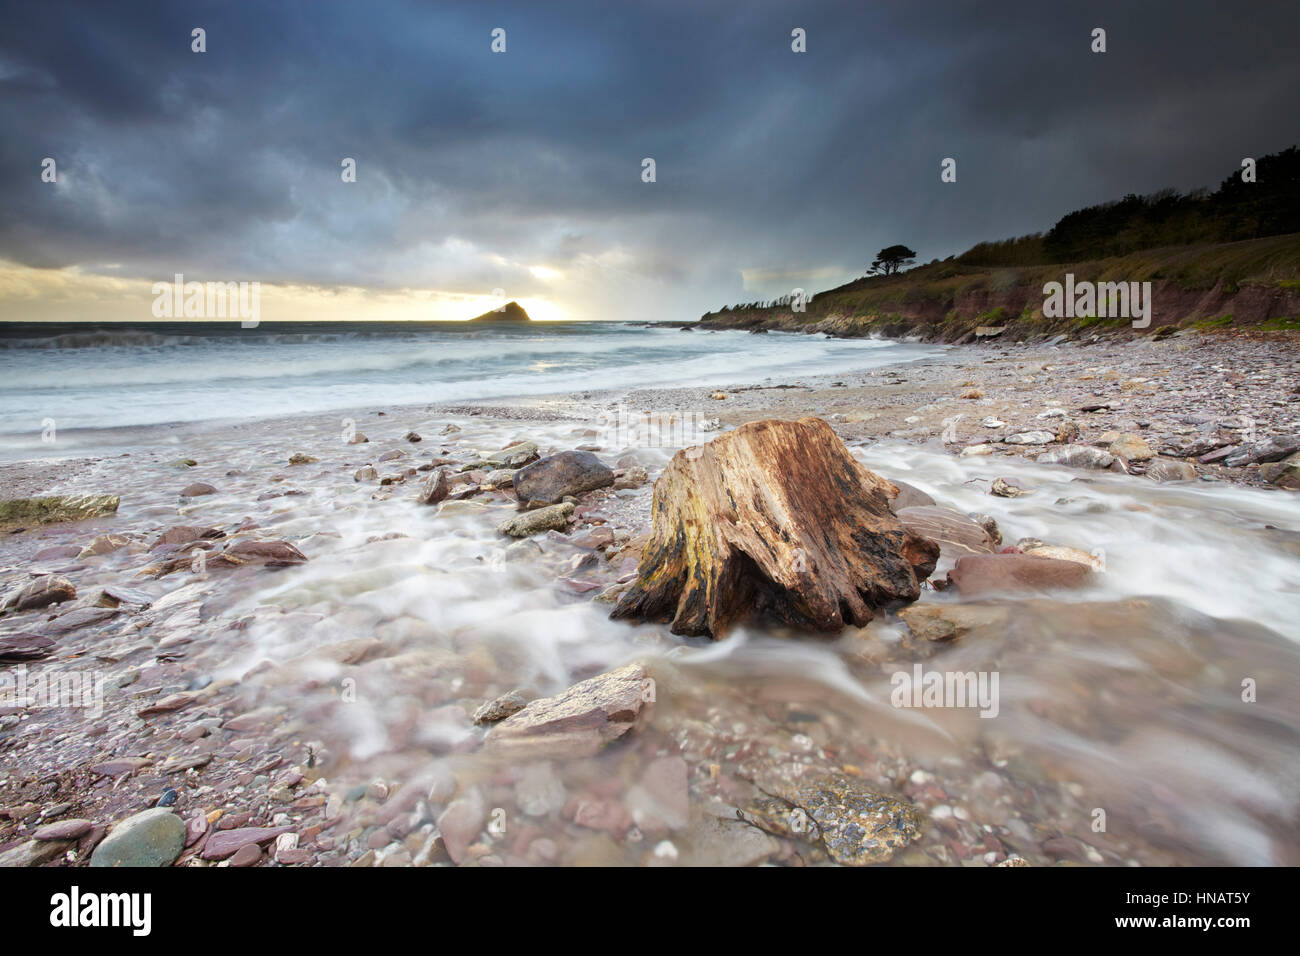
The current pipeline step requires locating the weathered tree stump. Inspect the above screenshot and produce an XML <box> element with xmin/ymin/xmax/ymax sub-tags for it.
<box><xmin>611</xmin><ymin>417</ymin><xmax>938</xmax><ymax>638</ymax></box>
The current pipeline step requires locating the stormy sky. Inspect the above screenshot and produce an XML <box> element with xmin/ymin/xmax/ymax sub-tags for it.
<box><xmin>1</xmin><ymin>0</ymin><xmax>1296</xmax><ymax>322</ymax></box>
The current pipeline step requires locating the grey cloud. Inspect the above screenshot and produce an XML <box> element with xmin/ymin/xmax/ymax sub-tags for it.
<box><xmin>1</xmin><ymin>0</ymin><xmax>1296</xmax><ymax>320</ymax></box>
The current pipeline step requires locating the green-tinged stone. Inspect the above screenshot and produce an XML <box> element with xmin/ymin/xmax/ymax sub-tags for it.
<box><xmin>0</xmin><ymin>494</ymin><xmax>119</xmax><ymax>532</ymax></box>
<box><xmin>89</xmin><ymin>808</ymin><xmax>185</xmax><ymax>868</ymax></box>
<box><xmin>740</xmin><ymin>771</ymin><xmax>921</xmax><ymax>865</ymax></box>
<box><xmin>497</xmin><ymin>502</ymin><xmax>574</xmax><ymax>537</ymax></box>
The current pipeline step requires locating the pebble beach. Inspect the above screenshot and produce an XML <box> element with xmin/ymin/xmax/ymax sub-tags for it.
<box><xmin>2</xmin><ymin>326</ymin><xmax>1298</xmax><ymax>868</ymax></box>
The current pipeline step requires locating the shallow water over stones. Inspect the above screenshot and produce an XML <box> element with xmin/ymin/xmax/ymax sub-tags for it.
<box><xmin>1</xmin><ymin>409</ymin><xmax>1298</xmax><ymax>867</ymax></box>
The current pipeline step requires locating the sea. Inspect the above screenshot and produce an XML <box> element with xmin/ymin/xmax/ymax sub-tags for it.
<box><xmin>0</xmin><ymin>320</ymin><xmax>941</xmax><ymax>459</ymax></box>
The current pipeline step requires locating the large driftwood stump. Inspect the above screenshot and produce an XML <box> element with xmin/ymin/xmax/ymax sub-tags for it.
<box><xmin>611</xmin><ymin>417</ymin><xmax>938</xmax><ymax>638</ymax></box>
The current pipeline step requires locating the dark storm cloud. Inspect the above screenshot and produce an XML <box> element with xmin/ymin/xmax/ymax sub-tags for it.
<box><xmin>1</xmin><ymin>0</ymin><xmax>1296</xmax><ymax>319</ymax></box>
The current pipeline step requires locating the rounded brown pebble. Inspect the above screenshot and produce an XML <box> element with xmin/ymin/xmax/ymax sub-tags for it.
<box><xmin>229</xmin><ymin>843</ymin><xmax>262</xmax><ymax>867</ymax></box>
<box><xmin>34</xmin><ymin>818</ymin><xmax>93</xmax><ymax>841</ymax></box>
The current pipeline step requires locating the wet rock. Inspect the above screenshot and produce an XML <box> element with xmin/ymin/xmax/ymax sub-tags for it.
<box><xmin>571</xmin><ymin>795</ymin><xmax>634</xmax><ymax>834</ymax></box>
<box><xmin>483</xmin><ymin>440</ymin><xmax>539</xmax><ymax>469</ymax></box>
<box><xmin>348</xmin><ymin>432</ymin><xmax>370</xmax><ymax>445</ymax></box>
<box><xmin>613</xmin><ymin>466</ymin><xmax>649</xmax><ymax>490</ymax></box>
<box><xmin>181</xmin><ymin>482</ymin><xmax>217</xmax><ymax>498</ymax></box>
<box><xmin>1108</xmin><ymin>433</ymin><xmax>1154</xmax><ymax>462</ymax></box>
<box><xmin>1041</xmin><ymin>835</ymin><xmax>1087</xmax><ymax>862</ymax></box>
<box><xmin>472</xmin><ymin>691</ymin><xmax>527</xmax><ymax>725</ymax></box>
<box><xmin>287</xmin><ymin>453</ymin><xmax>319</xmax><ymax>465</ymax></box>
<box><xmin>404</xmin><ymin>431</ymin><xmax>422</xmax><ymax>443</ymax></box>
<box><xmin>95</xmin><ymin>584</ymin><xmax>154</xmax><ymax>608</ymax></box>
<box><xmin>898</xmin><ymin>603</ymin><xmax>1010</xmax><ymax>643</ymax></box>
<box><xmin>78</xmin><ymin>534</ymin><xmax>132</xmax><ymax>558</ymax></box>
<box><xmin>0</xmin><ymin>838</ymin><xmax>72</xmax><ymax>867</ymax></box>
<box><xmin>1024</xmin><ymin>545</ymin><xmax>1105</xmax><ymax>571</ymax></box>
<box><xmin>354</xmin><ymin>465</ymin><xmax>378</xmax><ymax>482</ymax></box>
<box><xmin>417</xmin><ymin>469</ymin><xmax>450</xmax><ymax>505</ymax></box>
<box><xmin>486</xmin><ymin>662</ymin><xmax>648</xmax><ymax>758</ymax></box>
<box><xmin>1260</xmin><ymin>452</ymin><xmax>1300</xmax><ymax>490</ymax></box>
<box><xmin>43</xmin><ymin>605</ymin><xmax>119</xmax><ymax>636</ymax></box>
<box><xmin>150</xmin><ymin>525</ymin><xmax>224</xmax><ymax>551</ymax></box>
<box><xmin>90</xmin><ymin>808</ymin><xmax>185</xmax><ymax>867</ymax></box>
<box><xmin>684</xmin><ymin>809</ymin><xmax>780</xmax><ymax>867</ymax></box>
<box><xmin>483</xmin><ymin>468</ymin><xmax>518</xmax><ymax>489</ymax></box>
<box><xmin>3</xmin><ymin>574</ymin><xmax>76</xmax><ymax>611</ymax></box>
<box><xmin>34</xmin><ymin>818</ymin><xmax>93</xmax><ymax>841</ymax></box>
<box><xmin>948</xmin><ymin>553</ymin><xmax>1095</xmax><ymax>595</ymax></box>
<box><xmin>1035</xmin><ymin>446</ymin><xmax>1116</xmax><ymax>470</ymax></box>
<box><xmin>514</xmin><ymin>451</ymin><xmax>615</xmax><ymax>506</ymax></box>
<box><xmin>223</xmin><ymin>707</ymin><xmax>283</xmax><ymax>732</ymax></box>
<box><xmin>224</xmin><ymin>539</ymin><xmax>308</xmax><ymax>566</ymax></box>
<box><xmin>90</xmin><ymin>757</ymin><xmax>152</xmax><ymax>777</ymax></box>
<box><xmin>969</xmin><ymin>513</ymin><xmax>1002</xmax><ymax>547</ymax></box>
<box><xmin>230</xmin><ymin>843</ymin><xmax>263</xmax><ymax>866</ymax></box>
<box><xmin>0</xmin><ymin>494</ymin><xmax>120</xmax><ymax>532</ymax></box>
<box><xmin>200</xmin><ymin>825</ymin><xmax>294</xmax><ymax>861</ymax></box>
<box><xmin>960</xmin><ymin>444</ymin><xmax>996</xmax><ymax>456</ymax></box>
<box><xmin>895</xmin><ymin>506</ymin><xmax>997</xmax><ymax>559</ymax></box>
<box><xmin>1197</xmin><ymin>444</ymin><xmax>1239</xmax><ymax>464</ymax></box>
<box><xmin>1003</xmin><ymin>431</ymin><xmax>1055</xmax><ymax>445</ymax></box>
<box><xmin>515</xmin><ymin>763</ymin><xmax>567</xmax><ymax>817</ymax></box>
<box><xmin>740</xmin><ymin>772</ymin><xmax>921</xmax><ymax>866</ymax></box>
<box><xmin>626</xmin><ymin>756</ymin><xmax>690</xmax><ymax>832</ymax></box>
<box><xmin>497</xmin><ymin>502</ymin><xmax>575</xmax><ymax>538</ymax></box>
<box><xmin>0</xmin><ymin>632</ymin><xmax>56</xmax><ymax>663</ymax></box>
<box><xmin>300</xmin><ymin>637</ymin><xmax>383</xmax><ymax>666</ymax></box>
<box><xmin>571</xmin><ymin>526</ymin><xmax>615</xmax><ymax>550</ymax></box>
<box><xmin>990</xmin><ymin>477</ymin><xmax>1031</xmax><ymax>498</ymax></box>
<box><xmin>1054</xmin><ymin>420</ymin><xmax>1081</xmax><ymax>443</ymax></box>
<box><xmin>1145</xmin><ymin>460</ymin><xmax>1198</xmax><ymax>483</ymax></box>
<box><xmin>1225</xmin><ymin>436</ymin><xmax>1300</xmax><ymax>467</ymax></box>
<box><xmin>886</xmin><ymin>479</ymin><xmax>935</xmax><ymax>513</ymax></box>
<box><xmin>436</xmin><ymin>789</ymin><xmax>487</xmax><ymax>865</ymax></box>
<box><xmin>161</xmin><ymin>753</ymin><xmax>212</xmax><ymax>773</ymax></box>
<box><xmin>33</xmin><ymin>544</ymin><xmax>82</xmax><ymax>561</ymax></box>
<box><xmin>137</xmin><ymin>692</ymin><xmax>199</xmax><ymax>718</ymax></box>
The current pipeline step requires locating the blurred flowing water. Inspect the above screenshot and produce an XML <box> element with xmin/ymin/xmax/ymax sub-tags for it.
<box><xmin>50</xmin><ymin>407</ymin><xmax>1296</xmax><ymax>866</ymax></box>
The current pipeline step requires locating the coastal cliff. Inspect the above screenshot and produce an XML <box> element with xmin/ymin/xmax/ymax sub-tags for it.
<box><xmin>699</xmin><ymin>233</ymin><xmax>1300</xmax><ymax>343</ymax></box>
